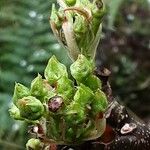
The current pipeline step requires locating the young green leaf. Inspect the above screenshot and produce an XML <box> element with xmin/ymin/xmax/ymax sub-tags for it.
<box><xmin>74</xmin><ymin>84</ymin><xmax>94</xmax><ymax>106</ymax></box>
<box><xmin>92</xmin><ymin>0</ymin><xmax>106</xmax><ymax>28</ymax></box>
<box><xmin>83</xmin><ymin>75</ymin><xmax>102</xmax><ymax>91</ymax></box>
<box><xmin>44</xmin><ymin>56</ymin><xmax>68</xmax><ymax>85</ymax></box>
<box><xmin>65</xmin><ymin>102</ymin><xmax>86</xmax><ymax>125</ymax></box>
<box><xmin>50</xmin><ymin>0</ymin><xmax>105</xmax><ymax>60</ymax></box>
<box><xmin>50</xmin><ymin>4</ymin><xmax>61</xmax><ymax>29</ymax></box>
<box><xmin>31</xmin><ymin>74</ymin><xmax>50</xmax><ymax>102</ymax></box>
<box><xmin>57</xmin><ymin>76</ymin><xmax>75</xmax><ymax>102</ymax></box>
<box><xmin>13</xmin><ymin>83</ymin><xmax>30</xmax><ymax>106</ymax></box>
<box><xmin>9</xmin><ymin>104</ymin><xmax>24</xmax><ymax>120</ymax></box>
<box><xmin>70</xmin><ymin>54</ymin><xmax>93</xmax><ymax>82</ymax></box>
<box><xmin>91</xmin><ymin>89</ymin><xmax>108</xmax><ymax>115</ymax></box>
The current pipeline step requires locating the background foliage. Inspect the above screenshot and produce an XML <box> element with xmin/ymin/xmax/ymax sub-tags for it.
<box><xmin>0</xmin><ymin>0</ymin><xmax>70</xmax><ymax>149</ymax></box>
<box><xmin>0</xmin><ymin>0</ymin><xmax>149</xmax><ymax>149</ymax></box>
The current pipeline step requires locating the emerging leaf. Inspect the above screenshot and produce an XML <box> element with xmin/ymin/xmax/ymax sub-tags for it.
<box><xmin>65</xmin><ymin>102</ymin><xmax>86</xmax><ymax>125</ymax></box>
<box><xmin>70</xmin><ymin>54</ymin><xmax>93</xmax><ymax>82</ymax></box>
<box><xmin>74</xmin><ymin>84</ymin><xmax>94</xmax><ymax>106</ymax></box>
<box><xmin>30</xmin><ymin>74</ymin><xmax>50</xmax><ymax>102</ymax></box>
<box><xmin>9</xmin><ymin>104</ymin><xmax>24</xmax><ymax>120</ymax></box>
<box><xmin>91</xmin><ymin>89</ymin><xmax>108</xmax><ymax>115</ymax></box>
<box><xmin>57</xmin><ymin>76</ymin><xmax>75</xmax><ymax>102</ymax></box>
<box><xmin>83</xmin><ymin>75</ymin><xmax>102</xmax><ymax>91</ymax></box>
<box><xmin>65</xmin><ymin>0</ymin><xmax>76</xmax><ymax>6</ymax></box>
<box><xmin>44</xmin><ymin>56</ymin><xmax>68</xmax><ymax>85</ymax></box>
<box><xmin>13</xmin><ymin>83</ymin><xmax>30</xmax><ymax>106</ymax></box>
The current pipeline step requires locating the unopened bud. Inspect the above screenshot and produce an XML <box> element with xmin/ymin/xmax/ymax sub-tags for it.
<box><xmin>9</xmin><ymin>104</ymin><xmax>24</xmax><ymax>120</ymax></box>
<box><xmin>31</xmin><ymin>74</ymin><xmax>49</xmax><ymax>102</ymax></box>
<box><xmin>17</xmin><ymin>96</ymin><xmax>44</xmax><ymax>120</ymax></box>
<box><xmin>48</xmin><ymin>96</ymin><xmax>64</xmax><ymax>112</ymax></box>
<box><xmin>70</xmin><ymin>54</ymin><xmax>93</xmax><ymax>82</ymax></box>
<box><xmin>50</xmin><ymin>0</ymin><xmax>105</xmax><ymax>60</ymax></box>
<box><xmin>44</xmin><ymin>56</ymin><xmax>68</xmax><ymax>85</ymax></box>
<box><xmin>13</xmin><ymin>83</ymin><xmax>30</xmax><ymax>106</ymax></box>
<box><xmin>26</xmin><ymin>138</ymin><xmax>43</xmax><ymax>150</ymax></box>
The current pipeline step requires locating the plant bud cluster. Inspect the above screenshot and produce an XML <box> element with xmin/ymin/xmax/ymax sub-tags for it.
<box><xmin>50</xmin><ymin>0</ymin><xmax>105</xmax><ymax>60</ymax></box>
<box><xmin>9</xmin><ymin>54</ymin><xmax>108</xmax><ymax>146</ymax></box>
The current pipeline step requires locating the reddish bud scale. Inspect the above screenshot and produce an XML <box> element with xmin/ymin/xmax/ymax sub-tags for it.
<box><xmin>48</xmin><ymin>96</ymin><xmax>63</xmax><ymax>112</ymax></box>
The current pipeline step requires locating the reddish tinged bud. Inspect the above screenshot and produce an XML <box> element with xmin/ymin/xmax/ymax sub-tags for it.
<box><xmin>48</xmin><ymin>96</ymin><xmax>63</xmax><ymax>112</ymax></box>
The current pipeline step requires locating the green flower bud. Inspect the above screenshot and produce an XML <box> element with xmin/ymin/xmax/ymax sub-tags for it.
<box><xmin>92</xmin><ymin>0</ymin><xmax>105</xmax><ymax>34</ymax></box>
<box><xmin>26</xmin><ymin>138</ymin><xmax>43</xmax><ymax>150</ymax></box>
<box><xmin>65</xmin><ymin>0</ymin><xmax>76</xmax><ymax>6</ymax></box>
<box><xmin>50</xmin><ymin>4</ymin><xmax>61</xmax><ymax>29</ymax></box>
<box><xmin>31</xmin><ymin>74</ymin><xmax>50</xmax><ymax>102</ymax></box>
<box><xmin>17</xmin><ymin>96</ymin><xmax>44</xmax><ymax>120</ymax></box>
<box><xmin>9</xmin><ymin>104</ymin><xmax>24</xmax><ymax>120</ymax></box>
<box><xmin>91</xmin><ymin>89</ymin><xmax>108</xmax><ymax>115</ymax></box>
<box><xmin>92</xmin><ymin>0</ymin><xmax>105</xmax><ymax>18</ymax></box>
<box><xmin>13</xmin><ymin>83</ymin><xmax>30</xmax><ymax>106</ymax></box>
<box><xmin>50</xmin><ymin>0</ymin><xmax>105</xmax><ymax>60</ymax></box>
<box><xmin>70</xmin><ymin>54</ymin><xmax>93</xmax><ymax>82</ymax></box>
<box><xmin>74</xmin><ymin>84</ymin><xmax>94</xmax><ymax>106</ymax></box>
<box><xmin>65</xmin><ymin>102</ymin><xmax>86</xmax><ymax>125</ymax></box>
<box><xmin>83</xmin><ymin>75</ymin><xmax>102</xmax><ymax>91</ymax></box>
<box><xmin>44</xmin><ymin>56</ymin><xmax>68</xmax><ymax>85</ymax></box>
<box><xmin>57</xmin><ymin>76</ymin><xmax>74</xmax><ymax>102</ymax></box>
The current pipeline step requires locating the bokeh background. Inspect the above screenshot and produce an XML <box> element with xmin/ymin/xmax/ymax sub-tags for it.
<box><xmin>0</xmin><ymin>0</ymin><xmax>149</xmax><ymax>149</ymax></box>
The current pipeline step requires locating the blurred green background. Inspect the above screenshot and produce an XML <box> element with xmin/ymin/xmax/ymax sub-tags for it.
<box><xmin>0</xmin><ymin>0</ymin><xmax>149</xmax><ymax>149</ymax></box>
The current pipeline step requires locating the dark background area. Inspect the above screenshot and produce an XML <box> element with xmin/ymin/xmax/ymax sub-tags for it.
<box><xmin>0</xmin><ymin>0</ymin><xmax>149</xmax><ymax>149</ymax></box>
<box><xmin>96</xmin><ymin>0</ymin><xmax>150</xmax><ymax>120</ymax></box>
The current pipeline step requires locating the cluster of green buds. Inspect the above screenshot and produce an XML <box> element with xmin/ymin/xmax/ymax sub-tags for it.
<box><xmin>9</xmin><ymin>0</ymin><xmax>108</xmax><ymax>148</ymax></box>
<box><xmin>9</xmin><ymin>54</ymin><xmax>108</xmax><ymax>147</ymax></box>
<box><xmin>50</xmin><ymin>0</ymin><xmax>105</xmax><ymax>60</ymax></box>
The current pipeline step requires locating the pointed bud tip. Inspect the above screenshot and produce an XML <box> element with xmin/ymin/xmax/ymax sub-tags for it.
<box><xmin>44</xmin><ymin>55</ymin><xmax>68</xmax><ymax>84</ymax></box>
<box><xmin>65</xmin><ymin>0</ymin><xmax>76</xmax><ymax>6</ymax></box>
